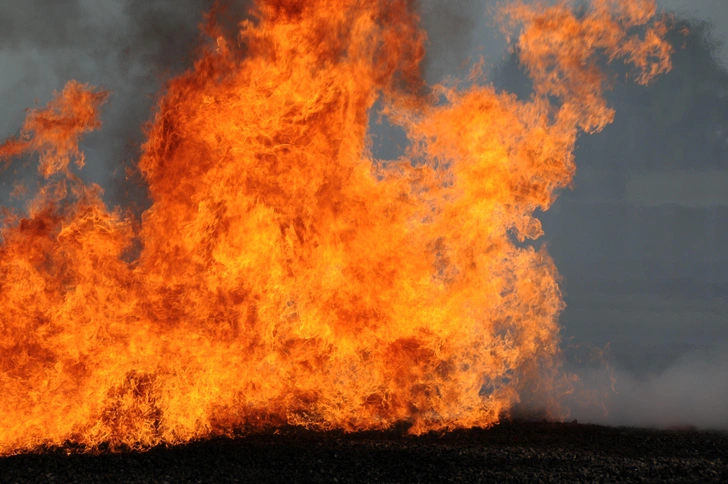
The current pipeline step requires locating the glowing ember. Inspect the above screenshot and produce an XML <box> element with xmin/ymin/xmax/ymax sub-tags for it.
<box><xmin>0</xmin><ymin>0</ymin><xmax>670</xmax><ymax>453</ymax></box>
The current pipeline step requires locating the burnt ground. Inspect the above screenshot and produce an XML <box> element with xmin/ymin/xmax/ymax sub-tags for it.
<box><xmin>1</xmin><ymin>421</ymin><xmax>726</xmax><ymax>483</ymax></box>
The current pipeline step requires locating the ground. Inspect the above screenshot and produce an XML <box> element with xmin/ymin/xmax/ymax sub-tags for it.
<box><xmin>2</xmin><ymin>421</ymin><xmax>726</xmax><ymax>483</ymax></box>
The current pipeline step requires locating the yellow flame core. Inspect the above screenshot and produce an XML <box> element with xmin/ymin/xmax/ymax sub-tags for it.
<box><xmin>0</xmin><ymin>0</ymin><xmax>670</xmax><ymax>453</ymax></box>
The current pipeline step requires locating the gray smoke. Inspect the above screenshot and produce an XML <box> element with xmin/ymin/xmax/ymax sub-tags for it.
<box><xmin>605</xmin><ymin>347</ymin><xmax>728</xmax><ymax>429</ymax></box>
<box><xmin>531</xmin><ymin>18</ymin><xmax>728</xmax><ymax>428</ymax></box>
<box><xmin>0</xmin><ymin>0</ymin><xmax>218</xmax><ymax>210</ymax></box>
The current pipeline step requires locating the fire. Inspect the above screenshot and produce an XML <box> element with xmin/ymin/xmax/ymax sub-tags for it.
<box><xmin>0</xmin><ymin>0</ymin><xmax>670</xmax><ymax>453</ymax></box>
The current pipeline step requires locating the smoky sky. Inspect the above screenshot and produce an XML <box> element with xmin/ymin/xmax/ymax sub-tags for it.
<box><xmin>1</xmin><ymin>1</ymin><xmax>727</xmax><ymax>429</ymax></box>
<box><xmin>0</xmin><ymin>0</ymin><xmax>222</xmax><ymax>210</ymax></box>
<box><xmin>530</xmin><ymin>17</ymin><xmax>727</xmax><ymax>427</ymax></box>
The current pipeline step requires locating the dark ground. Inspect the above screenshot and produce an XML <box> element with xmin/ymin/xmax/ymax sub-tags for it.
<box><xmin>1</xmin><ymin>421</ymin><xmax>726</xmax><ymax>483</ymax></box>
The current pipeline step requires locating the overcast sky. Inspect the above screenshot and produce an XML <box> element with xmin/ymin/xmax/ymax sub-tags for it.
<box><xmin>0</xmin><ymin>0</ymin><xmax>726</xmax><ymax>429</ymax></box>
<box><xmin>659</xmin><ymin>0</ymin><xmax>728</xmax><ymax>64</ymax></box>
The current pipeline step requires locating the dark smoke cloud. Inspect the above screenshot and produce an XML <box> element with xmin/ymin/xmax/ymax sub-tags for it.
<box><xmin>0</xmin><ymin>0</ymin><xmax>234</xmax><ymax>211</ymax></box>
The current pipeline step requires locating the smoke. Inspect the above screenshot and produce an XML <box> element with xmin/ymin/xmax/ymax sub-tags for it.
<box><xmin>614</xmin><ymin>348</ymin><xmax>728</xmax><ymax>429</ymax></box>
<box><xmin>543</xmin><ymin>18</ymin><xmax>728</xmax><ymax>429</ymax></box>
<box><xmin>0</xmin><ymin>0</ymin><xmax>232</xmax><ymax>211</ymax></box>
<box><xmin>419</xmin><ymin>0</ymin><xmax>488</xmax><ymax>83</ymax></box>
<box><xmin>571</xmin><ymin>346</ymin><xmax>728</xmax><ymax>429</ymax></box>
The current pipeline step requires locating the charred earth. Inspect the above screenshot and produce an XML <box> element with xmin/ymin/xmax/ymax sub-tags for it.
<box><xmin>2</xmin><ymin>421</ymin><xmax>726</xmax><ymax>483</ymax></box>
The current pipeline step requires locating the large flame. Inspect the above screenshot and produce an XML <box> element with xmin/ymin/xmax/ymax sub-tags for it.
<box><xmin>0</xmin><ymin>0</ymin><xmax>670</xmax><ymax>453</ymax></box>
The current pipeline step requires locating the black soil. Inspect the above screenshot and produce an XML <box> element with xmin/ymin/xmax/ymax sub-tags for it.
<box><xmin>2</xmin><ymin>421</ymin><xmax>726</xmax><ymax>483</ymax></box>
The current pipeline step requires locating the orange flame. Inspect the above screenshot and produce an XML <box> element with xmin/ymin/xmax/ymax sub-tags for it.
<box><xmin>0</xmin><ymin>0</ymin><xmax>670</xmax><ymax>453</ymax></box>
